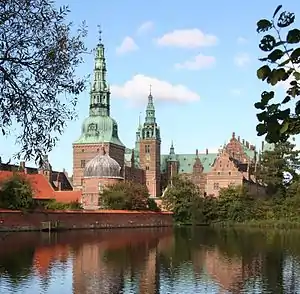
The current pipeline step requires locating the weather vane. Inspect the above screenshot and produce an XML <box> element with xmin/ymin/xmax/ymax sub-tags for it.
<box><xmin>149</xmin><ymin>84</ymin><xmax>152</xmax><ymax>94</ymax></box>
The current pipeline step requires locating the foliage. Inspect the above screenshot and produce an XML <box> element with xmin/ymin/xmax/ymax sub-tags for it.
<box><xmin>0</xmin><ymin>0</ymin><xmax>88</xmax><ymax>163</ymax></box>
<box><xmin>255</xmin><ymin>140</ymin><xmax>300</xmax><ymax>195</ymax></box>
<box><xmin>255</xmin><ymin>5</ymin><xmax>300</xmax><ymax>143</ymax></box>
<box><xmin>147</xmin><ymin>197</ymin><xmax>160</xmax><ymax>212</ymax></box>
<box><xmin>0</xmin><ymin>173</ymin><xmax>34</xmax><ymax>210</ymax></box>
<box><xmin>100</xmin><ymin>181</ymin><xmax>153</xmax><ymax>211</ymax></box>
<box><xmin>162</xmin><ymin>176</ymin><xmax>204</xmax><ymax>224</ymax></box>
<box><xmin>44</xmin><ymin>199</ymin><xmax>83</xmax><ymax>210</ymax></box>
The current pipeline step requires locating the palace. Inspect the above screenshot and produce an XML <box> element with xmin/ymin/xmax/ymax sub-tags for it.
<box><xmin>0</xmin><ymin>33</ymin><xmax>269</xmax><ymax>208</ymax></box>
<box><xmin>72</xmin><ymin>34</ymin><xmax>267</xmax><ymax>209</ymax></box>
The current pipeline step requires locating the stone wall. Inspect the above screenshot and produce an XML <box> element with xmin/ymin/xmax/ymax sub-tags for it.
<box><xmin>0</xmin><ymin>210</ymin><xmax>173</xmax><ymax>232</ymax></box>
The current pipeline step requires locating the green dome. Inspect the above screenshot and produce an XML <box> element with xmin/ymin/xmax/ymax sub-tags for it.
<box><xmin>73</xmin><ymin>115</ymin><xmax>124</xmax><ymax>146</ymax></box>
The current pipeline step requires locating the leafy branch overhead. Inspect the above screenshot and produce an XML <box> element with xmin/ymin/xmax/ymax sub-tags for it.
<box><xmin>0</xmin><ymin>0</ymin><xmax>88</xmax><ymax>163</ymax></box>
<box><xmin>255</xmin><ymin>5</ymin><xmax>300</xmax><ymax>143</ymax></box>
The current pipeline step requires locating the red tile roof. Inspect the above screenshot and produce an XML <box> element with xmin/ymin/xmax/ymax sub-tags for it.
<box><xmin>0</xmin><ymin>171</ymin><xmax>81</xmax><ymax>202</ymax></box>
<box><xmin>54</xmin><ymin>191</ymin><xmax>81</xmax><ymax>203</ymax></box>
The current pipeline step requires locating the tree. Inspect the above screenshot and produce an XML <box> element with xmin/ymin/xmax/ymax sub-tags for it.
<box><xmin>0</xmin><ymin>173</ymin><xmax>34</xmax><ymax>209</ymax></box>
<box><xmin>255</xmin><ymin>5</ymin><xmax>300</xmax><ymax>143</ymax></box>
<box><xmin>0</xmin><ymin>0</ymin><xmax>87</xmax><ymax>162</ymax></box>
<box><xmin>100</xmin><ymin>181</ymin><xmax>151</xmax><ymax>211</ymax></box>
<box><xmin>256</xmin><ymin>141</ymin><xmax>300</xmax><ymax>196</ymax></box>
<box><xmin>162</xmin><ymin>175</ymin><xmax>204</xmax><ymax>224</ymax></box>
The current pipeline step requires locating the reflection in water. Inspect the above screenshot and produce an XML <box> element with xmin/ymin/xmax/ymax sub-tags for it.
<box><xmin>1</xmin><ymin>227</ymin><xmax>300</xmax><ymax>293</ymax></box>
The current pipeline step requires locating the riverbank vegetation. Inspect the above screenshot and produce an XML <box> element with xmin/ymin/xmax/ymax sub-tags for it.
<box><xmin>162</xmin><ymin>140</ymin><xmax>300</xmax><ymax>227</ymax></box>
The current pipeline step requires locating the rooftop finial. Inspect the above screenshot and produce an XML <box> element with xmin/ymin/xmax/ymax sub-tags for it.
<box><xmin>139</xmin><ymin>112</ymin><xmax>142</xmax><ymax>126</ymax></box>
<box><xmin>149</xmin><ymin>84</ymin><xmax>152</xmax><ymax>95</ymax></box>
<box><xmin>97</xmin><ymin>24</ymin><xmax>102</xmax><ymax>44</ymax></box>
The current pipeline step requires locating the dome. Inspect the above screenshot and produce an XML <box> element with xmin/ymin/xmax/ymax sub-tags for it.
<box><xmin>84</xmin><ymin>150</ymin><xmax>122</xmax><ymax>178</ymax></box>
<box><xmin>73</xmin><ymin>115</ymin><xmax>125</xmax><ymax>147</ymax></box>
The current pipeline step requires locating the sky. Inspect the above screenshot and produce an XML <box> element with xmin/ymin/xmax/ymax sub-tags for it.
<box><xmin>0</xmin><ymin>0</ymin><xmax>299</xmax><ymax>174</ymax></box>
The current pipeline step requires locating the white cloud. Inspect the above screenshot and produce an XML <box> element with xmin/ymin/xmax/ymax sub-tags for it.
<box><xmin>237</xmin><ymin>37</ymin><xmax>248</xmax><ymax>44</ymax></box>
<box><xmin>230</xmin><ymin>88</ymin><xmax>243</xmax><ymax>96</ymax></box>
<box><xmin>111</xmin><ymin>74</ymin><xmax>200</xmax><ymax>103</ymax></box>
<box><xmin>156</xmin><ymin>29</ymin><xmax>218</xmax><ymax>48</ymax></box>
<box><xmin>116</xmin><ymin>37</ymin><xmax>139</xmax><ymax>55</ymax></box>
<box><xmin>175</xmin><ymin>54</ymin><xmax>216</xmax><ymax>70</ymax></box>
<box><xmin>234</xmin><ymin>53</ymin><xmax>250</xmax><ymax>67</ymax></box>
<box><xmin>137</xmin><ymin>21</ymin><xmax>154</xmax><ymax>35</ymax></box>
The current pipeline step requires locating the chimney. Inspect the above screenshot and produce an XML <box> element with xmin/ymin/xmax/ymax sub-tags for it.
<box><xmin>262</xmin><ymin>141</ymin><xmax>265</xmax><ymax>151</ymax></box>
<box><xmin>20</xmin><ymin>161</ymin><xmax>25</xmax><ymax>171</ymax></box>
<box><xmin>206</xmin><ymin>148</ymin><xmax>208</xmax><ymax>155</ymax></box>
<box><xmin>242</xmin><ymin>139</ymin><xmax>245</xmax><ymax>145</ymax></box>
<box><xmin>238</xmin><ymin>136</ymin><xmax>240</xmax><ymax>142</ymax></box>
<box><xmin>246</xmin><ymin>141</ymin><xmax>249</xmax><ymax>148</ymax></box>
<box><xmin>232</xmin><ymin>132</ymin><xmax>235</xmax><ymax>139</ymax></box>
<box><xmin>63</xmin><ymin>168</ymin><xmax>68</xmax><ymax>177</ymax></box>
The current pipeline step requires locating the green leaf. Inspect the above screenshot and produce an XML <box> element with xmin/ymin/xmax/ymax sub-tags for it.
<box><xmin>257</xmin><ymin>111</ymin><xmax>267</xmax><ymax>122</ymax></box>
<box><xmin>257</xmin><ymin>65</ymin><xmax>271</xmax><ymax>80</ymax></box>
<box><xmin>257</xmin><ymin>19</ymin><xmax>273</xmax><ymax>33</ymax></box>
<box><xmin>294</xmin><ymin>72</ymin><xmax>300</xmax><ymax>80</ymax></box>
<box><xmin>254</xmin><ymin>102</ymin><xmax>266</xmax><ymax>110</ymax></box>
<box><xmin>267</xmin><ymin>68</ymin><xmax>287</xmax><ymax>85</ymax></box>
<box><xmin>261</xmin><ymin>91</ymin><xmax>274</xmax><ymax>105</ymax></box>
<box><xmin>256</xmin><ymin>123</ymin><xmax>267</xmax><ymax>136</ymax></box>
<box><xmin>290</xmin><ymin>48</ymin><xmax>300</xmax><ymax>64</ymax></box>
<box><xmin>273</xmin><ymin>5</ymin><xmax>283</xmax><ymax>18</ymax></box>
<box><xmin>259</xmin><ymin>35</ymin><xmax>277</xmax><ymax>52</ymax></box>
<box><xmin>287</xmin><ymin>29</ymin><xmax>300</xmax><ymax>44</ymax></box>
<box><xmin>267</xmin><ymin>49</ymin><xmax>284</xmax><ymax>62</ymax></box>
<box><xmin>282</xmin><ymin>96</ymin><xmax>291</xmax><ymax>104</ymax></box>
<box><xmin>267</xmin><ymin>103</ymin><xmax>280</xmax><ymax>113</ymax></box>
<box><xmin>277</xmin><ymin>11</ymin><xmax>295</xmax><ymax>28</ymax></box>
<box><xmin>276</xmin><ymin>108</ymin><xmax>290</xmax><ymax>120</ymax></box>
<box><xmin>280</xmin><ymin>121</ymin><xmax>289</xmax><ymax>134</ymax></box>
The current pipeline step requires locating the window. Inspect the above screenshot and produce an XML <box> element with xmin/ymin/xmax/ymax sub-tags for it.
<box><xmin>213</xmin><ymin>182</ymin><xmax>219</xmax><ymax>190</ymax></box>
<box><xmin>229</xmin><ymin>171</ymin><xmax>231</xmax><ymax>175</ymax></box>
<box><xmin>146</xmin><ymin>165</ymin><xmax>150</xmax><ymax>170</ymax></box>
<box><xmin>145</xmin><ymin>144</ymin><xmax>150</xmax><ymax>153</ymax></box>
<box><xmin>147</xmin><ymin>181</ymin><xmax>150</xmax><ymax>186</ymax></box>
<box><xmin>217</xmin><ymin>172</ymin><xmax>220</xmax><ymax>175</ymax></box>
<box><xmin>81</xmin><ymin>160</ymin><xmax>85</xmax><ymax>168</ymax></box>
<box><xmin>81</xmin><ymin>149</ymin><xmax>84</xmax><ymax>152</ymax></box>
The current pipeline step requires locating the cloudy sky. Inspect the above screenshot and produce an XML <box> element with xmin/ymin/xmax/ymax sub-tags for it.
<box><xmin>1</xmin><ymin>0</ymin><xmax>299</xmax><ymax>173</ymax></box>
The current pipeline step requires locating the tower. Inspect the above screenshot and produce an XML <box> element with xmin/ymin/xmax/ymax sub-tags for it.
<box><xmin>167</xmin><ymin>141</ymin><xmax>178</xmax><ymax>184</ymax></box>
<box><xmin>72</xmin><ymin>29</ymin><xmax>125</xmax><ymax>190</ymax></box>
<box><xmin>139</xmin><ymin>87</ymin><xmax>161</xmax><ymax>197</ymax></box>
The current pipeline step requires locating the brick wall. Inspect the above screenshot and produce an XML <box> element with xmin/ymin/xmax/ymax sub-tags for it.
<box><xmin>0</xmin><ymin>210</ymin><xmax>173</xmax><ymax>232</ymax></box>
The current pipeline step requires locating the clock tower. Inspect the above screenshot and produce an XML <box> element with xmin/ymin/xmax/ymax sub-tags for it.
<box><xmin>139</xmin><ymin>88</ymin><xmax>161</xmax><ymax>197</ymax></box>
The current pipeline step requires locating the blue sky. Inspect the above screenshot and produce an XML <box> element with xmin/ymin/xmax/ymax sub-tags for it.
<box><xmin>1</xmin><ymin>0</ymin><xmax>299</xmax><ymax>174</ymax></box>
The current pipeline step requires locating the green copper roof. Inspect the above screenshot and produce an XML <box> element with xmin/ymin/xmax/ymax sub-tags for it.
<box><xmin>74</xmin><ymin>112</ymin><xmax>124</xmax><ymax>146</ymax></box>
<box><xmin>141</xmin><ymin>90</ymin><xmax>160</xmax><ymax>140</ymax></box>
<box><xmin>161</xmin><ymin>153</ymin><xmax>218</xmax><ymax>173</ymax></box>
<box><xmin>73</xmin><ymin>33</ymin><xmax>124</xmax><ymax>148</ymax></box>
<box><xmin>167</xmin><ymin>141</ymin><xmax>177</xmax><ymax>162</ymax></box>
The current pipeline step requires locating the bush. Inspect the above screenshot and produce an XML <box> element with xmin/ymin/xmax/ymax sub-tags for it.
<box><xmin>100</xmin><ymin>181</ymin><xmax>152</xmax><ymax>211</ymax></box>
<box><xmin>0</xmin><ymin>173</ymin><xmax>34</xmax><ymax>210</ymax></box>
<box><xmin>44</xmin><ymin>199</ymin><xmax>83</xmax><ymax>210</ymax></box>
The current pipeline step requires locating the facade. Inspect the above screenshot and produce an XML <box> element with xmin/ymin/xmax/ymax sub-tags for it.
<box><xmin>72</xmin><ymin>34</ymin><xmax>268</xmax><ymax>200</ymax></box>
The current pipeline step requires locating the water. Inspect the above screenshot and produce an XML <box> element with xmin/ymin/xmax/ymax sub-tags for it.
<box><xmin>0</xmin><ymin>227</ymin><xmax>300</xmax><ymax>294</ymax></box>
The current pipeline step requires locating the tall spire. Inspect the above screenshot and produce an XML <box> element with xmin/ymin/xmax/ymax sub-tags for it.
<box><xmin>170</xmin><ymin>140</ymin><xmax>175</xmax><ymax>155</ymax></box>
<box><xmin>89</xmin><ymin>26</ymin><xmax>110</xmax><ymax>117</ymax></box>
<box><xmin>145</xmin><ymin>85</ymin><xmax>155</xmax><ymax>124</ymax></box>
<box><xmin>141</xmin><ymin>85</ymin><xmax>160</xmax><ymax>140</ymax></box>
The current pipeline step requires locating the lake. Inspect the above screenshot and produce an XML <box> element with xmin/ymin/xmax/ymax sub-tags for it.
<box><xmin>0</xmin><ymin>227</ymin><xmax>299</xmax><ymax>293</ymax></box>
